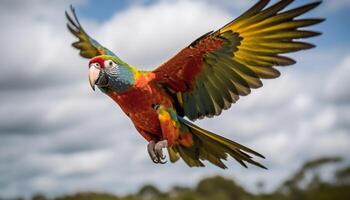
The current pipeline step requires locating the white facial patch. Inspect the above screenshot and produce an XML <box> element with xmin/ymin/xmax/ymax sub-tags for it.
<box><xmin>104</xmin><ymin>60</ymin><xmax>119</xmax><ymax>75</ymax></box>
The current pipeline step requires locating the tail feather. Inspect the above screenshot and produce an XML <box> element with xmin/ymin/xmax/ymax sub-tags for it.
<box><xmin>200</xmin><ymin>148</ymin><xmax>228</xmax><ymax>169</ymax></box>
<box><xmin>167</xmin><ymin>147</ymin><xmax>180</xmax><ymax>163</ymax></box>
<box><xmin>187</xmin><ymin>120</ymin><xmax>265</xmax><ymax>159</ymax></box>
<box><xmin>168</xmin><ymin>117</ymin><xmax>267</xmax><ymax>169</ymax></box>
<box><xmin>174</xmin><ymin>145</ymin><xmax>204</xmax><ymax>167</ymax></box>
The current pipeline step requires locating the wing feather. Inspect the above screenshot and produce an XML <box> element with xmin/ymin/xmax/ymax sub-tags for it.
<box><xmin>153</xmin><ymin>0</ymin><xmax>323</xmax><ymax>120</ymax></box>
<box><xmin>66</xmin><ymin>5</ymin><xmax>115</xmax><ymax>59</ymax></box>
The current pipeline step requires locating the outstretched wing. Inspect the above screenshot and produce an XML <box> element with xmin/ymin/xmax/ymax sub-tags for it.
<box><xmin>153</xmin><ymin>0</ymin><xmax>323</xmax><ymax>120</ymax></box>
<box><xmin>65</xmin><ymin>5</ymin><xmax>116</xmax><ymax>59</ymax></box>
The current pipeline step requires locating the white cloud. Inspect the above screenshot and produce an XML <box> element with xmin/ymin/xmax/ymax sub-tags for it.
<box><xmin>98</xmin><ymin>0</ymin><xmax>231</xmax><ymax>68</ymax></box>
<box><xmin>325</xmin><ymin>56</ymin><xmax>350</xmax><ymax>103</ymax></box>
<box><xmin>311</xmin><ymin>107</ymin><xmax>337</xmax><ymax>132</ymax></box>
<box><xmin>54</xmin><ymin>150</ymin><xmax>114</xmax><ymax>175</ymax></box>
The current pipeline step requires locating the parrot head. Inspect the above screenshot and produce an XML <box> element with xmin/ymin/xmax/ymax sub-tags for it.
<box><xmin>88</xmin><ymin>55</ymin><xmax>139</xmax><ymax>93</ymax></box>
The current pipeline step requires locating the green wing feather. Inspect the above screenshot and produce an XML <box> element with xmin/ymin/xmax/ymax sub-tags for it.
<box><xmin>66</xmin><ymin>5</ymin><xmax>116</xmax><ymax>59</ymax></box>
<box><xmin>154</xmin><ymin>0</ymin><xmax>324</xmax><ymax>120</ymax></box>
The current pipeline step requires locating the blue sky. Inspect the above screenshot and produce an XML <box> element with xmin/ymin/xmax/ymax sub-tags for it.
<box><xmin>77</xmin><ymin>0</ymin><xmax>350</xmax><ymax>48</ymax></box>
<box><xmin>0</xmin><ymin>0</ymin><xmax>350</xmax><ymax>198</ymax></box>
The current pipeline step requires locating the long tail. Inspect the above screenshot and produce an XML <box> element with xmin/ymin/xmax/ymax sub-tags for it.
<box><xmin>168</xmin><ymin>118</ymin><xmax>267</xmax><ymax>169</ymax></box>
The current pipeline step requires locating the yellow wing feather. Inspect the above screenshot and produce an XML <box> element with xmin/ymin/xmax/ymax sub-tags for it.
<box><xmin>220</xmin><ymin>0</ymin><xmax>323</xmax><ymax>79</ymax></box>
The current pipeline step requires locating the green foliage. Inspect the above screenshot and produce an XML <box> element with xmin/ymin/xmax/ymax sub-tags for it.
<box><xmin>278</xmin><ymin>156</ymin><xmax>343</xmax><ymax>196</ymax></box>
<box><xmin>32</xmin><ymin>194</ymin><xmax>47</xmax><ymax>200</ymax></box>
<box><xmin>2</xmin><ymin>157</ymin><xmax>349</xmax><ymax>200</ymax></box>
<box><xmin>195</xmin><ymin>176</ymin><xmax>250</xmax><ymax>200</ymax></box>
<box><xmin>302</xmin><ymin>157</ymin><xmax>342</xmax><ymax>171</ymax></box>
<box><xmin>54</xmin><ymin>192</ymin><xmax>120</xmax><ymax>200</ymax></box>
<box><xmin>336</xmin><ymin>166</ymin><xmax>350</xmax><ymax>181</ymax></box>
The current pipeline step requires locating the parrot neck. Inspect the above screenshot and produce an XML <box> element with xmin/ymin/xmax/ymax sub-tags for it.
<box><xmin>106</xmin><ymin>64</ymin><xmax>140</xmax><ymax>93</ymax></box>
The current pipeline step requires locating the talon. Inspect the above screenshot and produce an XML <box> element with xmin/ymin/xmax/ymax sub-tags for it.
<box><xmin>147</xmin><ymin>140</ymin><xmax>168</xmax><ymax>164</ymax></box>
<box><xmin>151</xmin><ymin>155</ymin><xmax>159</xmax><ymax>164</ymax></box>
<box><xmin>154</xmin><ymin>140</ymin><xmax>168</xmax><ymax>164</ymax></box>
<box><xmin>158</xmin><ymin>158</ymin><xmax>167</xmax><ymax>164</ymax></box>
<box><xmin>152</xmin><ymin>158</ymin><xmax>159</xmax><ymax>164</ymax></box>
<box><xmin>155</xmin><ymin>148</ymin><xmax>167</xmax><ymax>164</ymax></box>
<box><xmin>147</xmin><ymin>141</ymin><xmax>158</xmax><ymax>163</ymax></box>
<box><xmin>155</xmin><ymin>149</ymin><xmax>167</xmax><ymax>164</ymax></box>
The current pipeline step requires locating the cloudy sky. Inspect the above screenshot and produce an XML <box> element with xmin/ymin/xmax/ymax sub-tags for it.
<box><xmin>1</xmin><ymin>0</ymin><xmax>350</xmax><ymax>198</ymax></box>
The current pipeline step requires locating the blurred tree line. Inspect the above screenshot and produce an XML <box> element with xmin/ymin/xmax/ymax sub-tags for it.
<box><xmin>2</xmin><ymin>156</ymin><xmax>350</xmax><ymax>200</ymax></box>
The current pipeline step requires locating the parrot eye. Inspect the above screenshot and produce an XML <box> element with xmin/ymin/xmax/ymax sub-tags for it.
<box><xmin>105</xmin><ymin>60</ymin><xmax>115</xmax><ymax>69</ymax></box>
<box><xmin>152</xmin><ymin>104</ymin><xmax>160</xmax><ymax>110</ymax></box>
<box><xmin>91</xmin><ymin>62</ymin><xmax>101</xmax><ymax>69</ymax></box>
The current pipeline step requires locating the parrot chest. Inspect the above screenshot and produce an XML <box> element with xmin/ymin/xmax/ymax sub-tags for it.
<box><xmin>107</xmin><ymin>80</ymin><xmax>173</xmax><ymax>134</ymax></box>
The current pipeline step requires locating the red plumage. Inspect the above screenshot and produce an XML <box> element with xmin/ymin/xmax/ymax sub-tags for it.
<box><xmin>154</xmin><ymin>37</ymin><xmax>224</xmax><ymax>91</ymax></box>
<box><xmin>66</xmin><ymin>0</ymin><xmax>323</xmax><ymax>169</ymax></box>
<box><xmin>107</xmin><ymin>73</ymin><xmax>173</xmax><ymax>141</ymax></box>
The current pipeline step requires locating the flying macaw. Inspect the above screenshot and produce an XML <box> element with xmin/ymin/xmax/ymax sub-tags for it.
<box><xmin>66</xmin><ymin>0</ymin><xmax>323</xmax><ymax>169</ymax></box>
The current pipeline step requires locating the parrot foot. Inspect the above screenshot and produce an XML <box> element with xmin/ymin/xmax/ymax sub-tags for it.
<box><xmin>147</xmin><ymin>141</ymin><xmax>157</xmax><ymax>163</ymax></box>
<box><xmin>147</xmin><ymin>140</ymin><xmax>168</xmax><ymax>164</ymax></box>
<box><xmin>155</xmin><ymin>140</ymin><xmax>168</xmax><ymax>164</ymax></box>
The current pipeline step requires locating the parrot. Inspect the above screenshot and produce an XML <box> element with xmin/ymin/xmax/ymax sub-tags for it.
<box><xmin>66</xmin><ymin>0</ymin><xmax>323</xmax><ymax>169</ymax></box>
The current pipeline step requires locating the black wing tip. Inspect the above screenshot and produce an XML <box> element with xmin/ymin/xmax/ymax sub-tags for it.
<box><xmin>65</xmin><ymin>4</ymin><xmax>82</xmax><ymax>28</ymax></box>
<box><xmin>313</xmin><ymin>31</ymin><xmax>323</xmax><ymax>37</ymax></box>
<box><xmin>310</xmin><ymin>42</ymin><xmax>316</xmax><ymax>47</ymax></box>
<box><xmin>241</xmin><ymin>158</ymin><xmax>268</xmax><ymax>170</ymax></box>
<box><xmin>267</xmin><ymin>0</ymin><xmax>294</xmax><ymax>11</ymax></box>
<box><xmin>251</xmin><ymin>160</ymin><xmax>268</xmax><ymax>170</ymax></box>
<box><xmin>69</xmin><ymin>4</ymin><xmax>76</xmax><ymax>15</ymax></box>
<box><xmin>258</xmin><ymin>153</ymin><xmax>266</xmax><ymax>159</ymax></box>
<box><xmin>241</xmin><ymin>163</ymin><xmax>248</xmax><ymax>169</ymax></box>
<box><xmin>296</xmin><ymin>42</ymin><xmax>316</xmax><ymax>51</ymax></box>
<box><xmin>220</xmin><ymin>164</ymin><xmax>229</xmax><ymax>170</ymax></box>
<box><xmin>255</xmin><ymin>0</ymin><xmax>271</xmax><ymax>9</ymax></box>
<box><xmin>307</xmin><ymin>18</ymin><xmax>326</xmax><ymax>24</ymax></box>
<box><xmin>314</xmin><ymin>1</ymin><xmax>323</xmax><ymax>6</ymax></box>
<box><xmin>241</xmin><ymin>147</ymin><xmax>266</xmax><ymax>159</ymax></box>
<box><xmin>285</xmin><ymin>0</ymin><xmax>323</xmax><ymax>17</ymax></box>
<box><xmin>65</xmin><ymin>4</ymin><xmax>74</xmax><ymax>18</ymax></box>
<box><xmin>302</xmin><ymin>0</ymin><xmax>323</xmax><ymax>8</ymax></box>
<box><xmin>305</xmin><ymin>0</ymin><xmax>323</xmax><ymax>10</ymax></box>
<box><xmin>65</xmin><ymin>7</ymin><xmax>77</xmax><ymax>27</ymax></box>
<box><xmin>319</xmin><ymin>18</ymin><xmax>326</xmax><ymax>23</ymax></box>
<box><xmin>250</xmin><ymin>162</ymin><xmax>268</xmax><ymax>170</ymax></box>
<box><xmin>246</xmin><ymin>147</ymin><xmax>266</xmax><ymax>159</ymax></box>
<box><xmin>260</xmin><ymin>165</ymin><xmax>269</xmax><ymax>170</ymax></box>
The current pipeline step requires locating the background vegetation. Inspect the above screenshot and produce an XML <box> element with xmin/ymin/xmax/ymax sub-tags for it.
<box><xmin>3</xmin><ymin>156</ymin><xmax>350</xmax><ymax>200</ymax></box>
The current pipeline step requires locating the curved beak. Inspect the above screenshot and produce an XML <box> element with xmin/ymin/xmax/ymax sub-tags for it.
<box><xmin>88</xmin><ymin>66</ymin><xmax>101</xmax><ymax>91</ymax></box>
